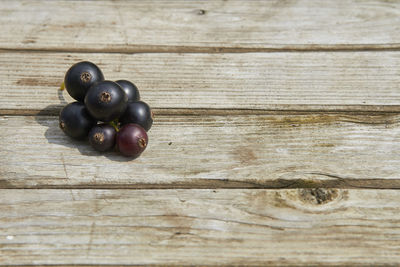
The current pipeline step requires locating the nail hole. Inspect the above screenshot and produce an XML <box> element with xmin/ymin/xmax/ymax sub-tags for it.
<box><xmin>196</xmin><ymin>9</ymin><xmax>206</xmax><ymax>15</ymax></box>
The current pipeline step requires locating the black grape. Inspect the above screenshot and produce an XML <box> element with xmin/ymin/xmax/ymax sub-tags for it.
<box><xmin>116</xmin><ymin>80</ymin><xmax>140</xmax><ymax>102</ymax></box>
<box><xmin>84</xmin><ymin>81</ymin><xmax>128</xmax><ymax>122</ymax></box>
<box><xmin>88</xmin><ymin>124</ymin><xmax>117</xmax><ymax>152</ymax></box>
<box><xmin>59</xmin><ymin>102</ymin><xmax>96</xmax><ymax>140</ymax></box>
<box><xmin>64</xmin><ymin>61</ymin><xmax>104</xmax><ymax>102</ymax></box>
<box><xmin>120</xmin><ymin>101</ymin><xmax>153</xmax><ymax>131</ymax></box>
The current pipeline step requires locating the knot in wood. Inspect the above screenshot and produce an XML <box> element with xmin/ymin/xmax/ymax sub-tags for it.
<box><xmin>299</xmin><ymin>188</ymin><xmax>339</xmax><ymax>205</ymax></box>
<box><xmin>196</xmin><ymin>9</ymin><xmax>206</xmax><ymax>15</ymax></box>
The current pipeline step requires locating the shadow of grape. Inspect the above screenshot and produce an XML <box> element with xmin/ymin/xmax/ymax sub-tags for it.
<box><xmin>34</xmin><ymin>90</ymin><xmax>135</xmax><ymax>162</ymax></box>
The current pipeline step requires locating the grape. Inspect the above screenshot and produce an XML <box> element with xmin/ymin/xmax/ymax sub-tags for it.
<box><xmin>117</xmin><ymin>124</ymin><xmax>148</xmax><ymax>157</ymax></box>
<box><xmin>88</xmin><ymin>124</ymin><xmax>116</xmax><ymax>152</ymax></box>
<box><xmin>84</xmin><ymin>81</ymin><xmax>128</xmax><ymax>122</ymax></box>
<box><xmin>120</xmin><ymin>101</ymin><xmax>153</xmax><ymax>131</ymax></box>
<box><xmin>60</xmin><ymin>61</ymin><xmax>153</xmax><ymax>158</ymax></box>
<box><xmin>64</xmin><ymin>61</ymin><xmax>104</xmax><ymax>102</ymax></box>
<box><xmin>59</xmin><ymin>102</ymin><xmax>96</xmax><ymax>140</ymax></box>
<box><xmin>116</xmin><ymin>80</ymin><xmax>140</xmax><ymax>102</ymax></box>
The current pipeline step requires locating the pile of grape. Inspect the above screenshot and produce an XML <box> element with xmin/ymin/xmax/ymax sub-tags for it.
<box><xmin>59</xmin><ymin>61</ymin><xmax>153</xmax><ymax>158</ymax></box>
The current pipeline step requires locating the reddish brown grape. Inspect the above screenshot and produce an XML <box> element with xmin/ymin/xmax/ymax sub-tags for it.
<box><xmin>117</xmin><ymin>123</ymin><xmax>148</xmax><ymax>157</ymax></box>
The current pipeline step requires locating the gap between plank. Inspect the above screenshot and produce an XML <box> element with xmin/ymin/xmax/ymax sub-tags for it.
<box><xmin>3</xmin><ymin>106</ymin><xmax>400</xmax><ymax>117</ymax></box>
<box><xmin>1</xmin><ymin>179</ymin><xmax>400</xmax><ymax>190</ymax></box>
<box><xmin>1</xmin><ymin>43</ymin><xmax>400</xmax><ymax>54</ymax></box>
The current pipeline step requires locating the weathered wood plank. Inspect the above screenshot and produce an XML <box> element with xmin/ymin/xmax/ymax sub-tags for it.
<box><xmin>1</xmin><ymin>51</ymin><xmax>400</xmax><ymax>114</ymax></box>
<box><xmin>1</xmin><ymin>115</ymin><xmax>400</xmax><ymax>189</ymax></box>
<box><xmin>1</xmin><ymin>0</ymin><xmax>400</xmax><ymax>52</ymax></box>
<box><xmin>1</xmin><ymin>189</ymin><xmax>399</xmax><ymax>265</ymax></box>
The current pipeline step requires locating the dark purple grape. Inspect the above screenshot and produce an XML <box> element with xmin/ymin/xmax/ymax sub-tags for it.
<box><xmin>116</xmin><ymin>80</ymin><xmax>140</xmax><ymax>102</ymax></box>
<box><xmin>59</xmin><ymin>102</ymin><xmax>96</xmax><ymax>140</ymax></box>
<box><xmin>120</xmin><ymin>101</ymin><xmax>153</xmax><ymax>131</ymax></box>
<box><xmin>88</xmin><ymin>124</ymin><xmax>116</xmax><ymax>152</ymax></box>
<box><xmin>64</xmin><ymin>61</ymin><xmax>104</xmax><ymax>102</ymax></box>
<box><xmin>84</xmin><ymin>81</ymin><xmax>128</xmax><ymax>122</ymax></box>
<box><xmin>117</xmin><ymin>124</ymin><xmax>148</xmax><ymax>157</ymax></box>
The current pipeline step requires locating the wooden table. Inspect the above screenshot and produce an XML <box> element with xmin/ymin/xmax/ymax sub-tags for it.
<box><xmin>1</xmin><ymin>0</ymin><xmax>400</xmax><ymax>265</ymax></box>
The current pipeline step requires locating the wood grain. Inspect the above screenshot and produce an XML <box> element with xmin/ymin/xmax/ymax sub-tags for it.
<box><xmin>1</xmin><ymin>114</ymin><xmax>400</xmax><ymax>189</ymax></box>
<box><xmin>1</xmin><ymin>51</ymin><xmax>400</xmax><ymax>114</ymax></box>
<box><xmin>1</xmin><ymin>189</ymin><xmax>399</xmax><ymax>265</ymax></box>
<box><xmin>1</xmin><ymin>0</ymin><xmax>400</xmax><ymax>52</ymax></box>
<box><xmin>2</xmin><ymin>1</ymin><xmax>399</xmax><ymax>266</ymax></box>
